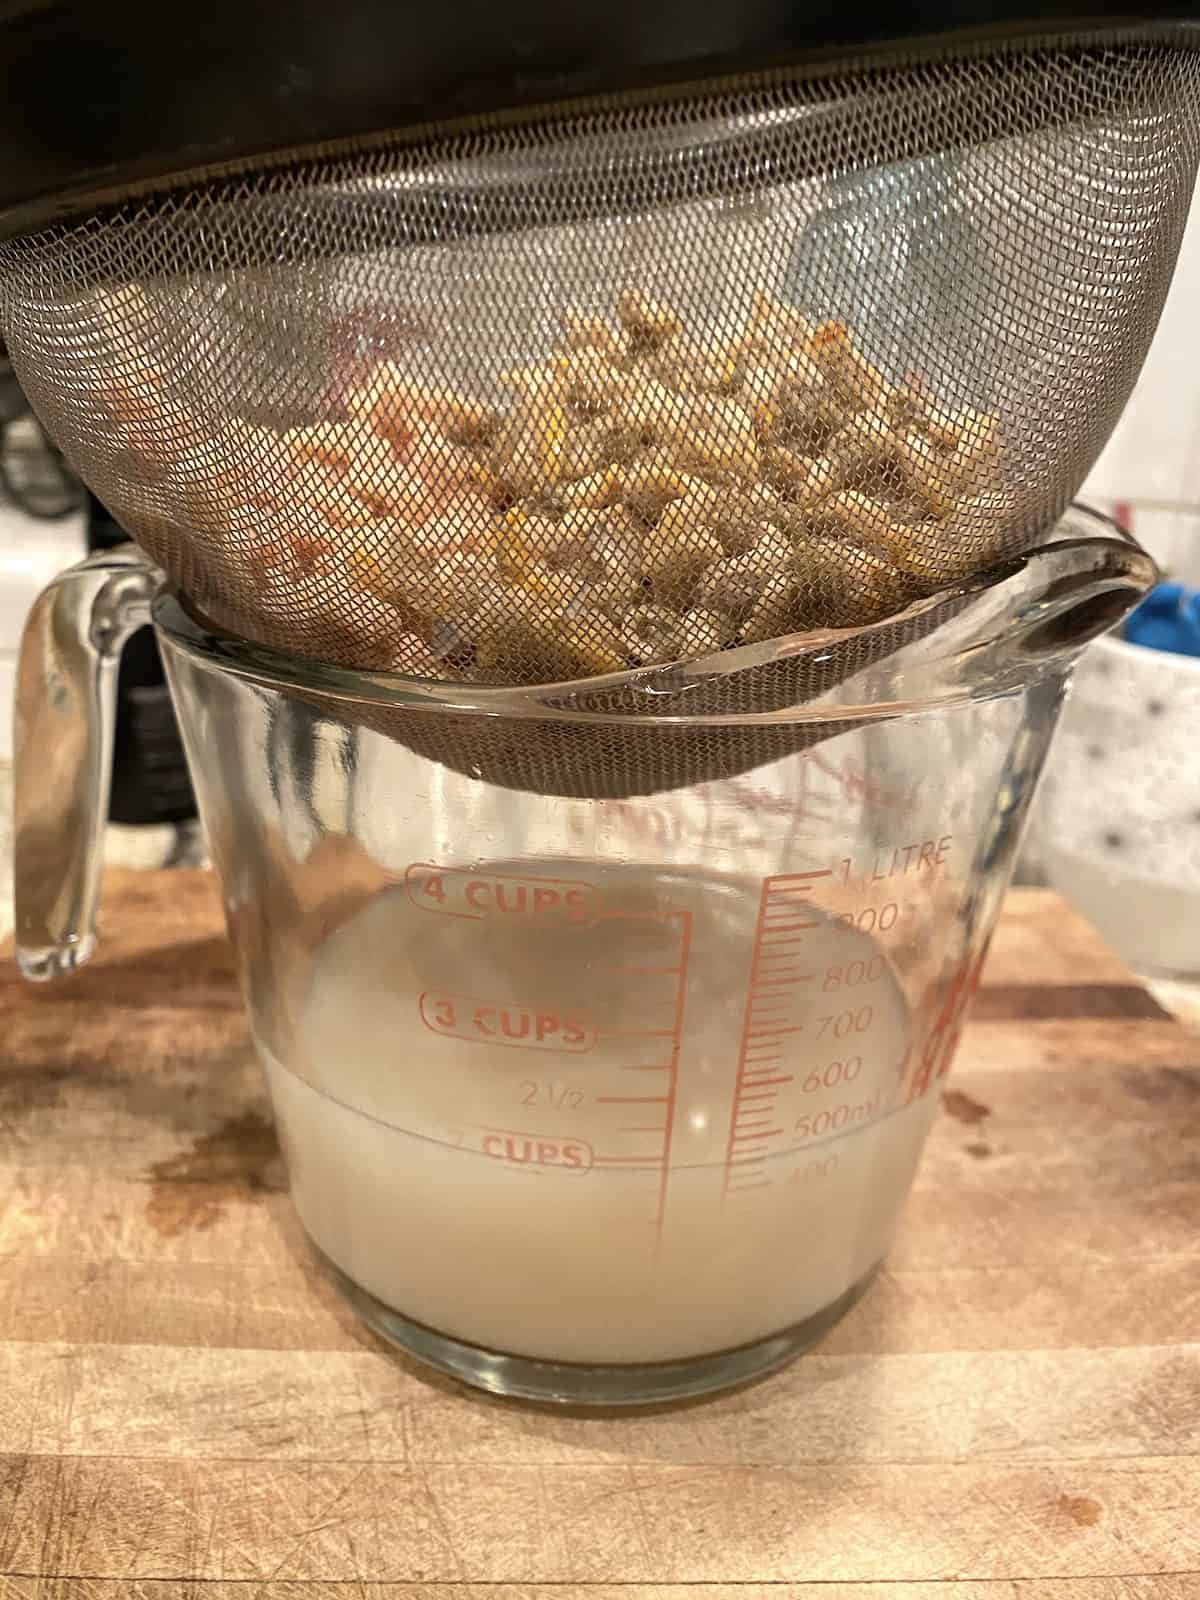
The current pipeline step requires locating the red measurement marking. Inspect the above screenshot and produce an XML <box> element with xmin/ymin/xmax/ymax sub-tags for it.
<box><xmin>601</xmin><ymin>919</ymin><xmax>664</xmax><ymax>935</ymax></box>
<box><xmin>723</xmin><ymin>871</ymin><xmax>833</xmax><ymax>1200</ymax></box>
<box><xmin>655</xmin><ymin>910</ymin><xmax>691</xmax><ymax>1245</ymax></box>
<box><xmin>909</xmin><ymin>945</ymin><xmax>988</xmax><ymax>1102</ymax></box>
<box><xmin>406</xmin><ymin>863</ymin><xmax>600</xmax><ymax>925</ymax></box>
<box><xmin>793</xmin><ymin>1089</ymin><xmax>881</xmax><ymax>1142</ymax></box>
<box><xmin>595</xmin><ymin>1094</ymin><xmax>669</xmax><ymax>1105</ymax></box>
<box><xmin>476</xmin><ymin>1130</ymin><xmax>595</xmax><ymax>1174</ymax></box>
<box><xmin>420</xmin><ymin>992</ymin><xmax>596</xmax><ymax>1053</ymax></box>
<box><xmin>595</xmin><ymin>1026</ymin><xmax>676</xmax><ymax>1039</ymax></box>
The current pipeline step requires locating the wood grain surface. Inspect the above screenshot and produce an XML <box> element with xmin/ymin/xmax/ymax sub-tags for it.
<box><xmin>0</xmin><ymin>870</ymin><xmax>1197</xmax><ymax>1596</ymax></box>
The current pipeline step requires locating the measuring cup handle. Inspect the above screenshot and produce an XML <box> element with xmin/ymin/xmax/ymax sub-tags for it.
<box><xmin>13</xmin><ymin>545</ymin><xmax>160</xmax><ymax>980</ymax></box>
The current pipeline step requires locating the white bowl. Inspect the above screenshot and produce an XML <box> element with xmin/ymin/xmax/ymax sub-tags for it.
<box><xmin>1037</xmin><ymin>632</ymin><xmax>1200</xmax><ymax>977</ymax></box>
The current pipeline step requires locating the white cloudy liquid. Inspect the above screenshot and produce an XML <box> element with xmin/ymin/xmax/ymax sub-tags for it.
<box><xmin>260</xmin><ymin>860</ymin><xmax>939</xmax><ymax>1365</ymax></box>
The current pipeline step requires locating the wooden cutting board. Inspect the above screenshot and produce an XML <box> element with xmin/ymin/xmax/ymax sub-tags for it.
<box><xmin>1</xmin><ymin>870</ymin><xmax>1197</xmax><ymax>1596</ymax></box>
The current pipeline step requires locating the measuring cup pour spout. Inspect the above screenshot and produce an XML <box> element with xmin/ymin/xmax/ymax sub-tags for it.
<box><xmin>852</xmin><ymin>516</ymin><xmax>1158</xmax><ymax>710</ymax></box>
<box><xmin>582</xmin><ymin>508</ymin><xmax>1155</xmax><ymax>729</ymax></box>
<box><xmin>10</xmin><ymin>509</ymin><xmax>1154</xmax><ymax>1404</ymax></box>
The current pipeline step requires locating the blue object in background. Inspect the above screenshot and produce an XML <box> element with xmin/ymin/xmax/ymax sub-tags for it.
<box><xmin>1124</xmin><ymin>582</ymin><xmax>1200</xmax><ymax>659</ymax></box>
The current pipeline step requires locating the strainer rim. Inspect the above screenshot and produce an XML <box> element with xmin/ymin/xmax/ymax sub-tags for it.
<box><xmin>1</xmin><ymin>16</ymin><xmax>1197</xmax><ymax>240</ymax></box>
<box><xmin>150</xmin><ymin>507</ymin><xmax>1145</xmax><ymax>727</ymax></box>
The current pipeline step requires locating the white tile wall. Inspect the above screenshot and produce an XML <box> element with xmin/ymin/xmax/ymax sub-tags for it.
<box><xmin>1022</xmin><ymin>184</ymin><xmax>1200</xmax><ymax>904</ymax></box>
<box><xmin>1080</xmin><ymin>178</ymin><xmax>1200</xmax><ymax>584</ymax></box>
<box><xmin>0</xmin><ymin>503</ymin><xmax>86</xmax><ymax>758</ymax></box>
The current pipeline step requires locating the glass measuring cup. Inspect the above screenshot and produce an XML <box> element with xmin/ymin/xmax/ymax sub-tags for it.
<box><xmin>13</xmin><ymin>508</ymin><xmax>1152</xmax><ymax>1403</ymax></box>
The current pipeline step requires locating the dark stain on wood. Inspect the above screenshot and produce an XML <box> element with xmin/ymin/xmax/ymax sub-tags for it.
<box><xmin>1121</xmin><ymin>1064</ymin><xmax>1200</xmax><ymax>1105</ymax></box>
<box><xmin>144</xmin><ymin>1111</ymin><xmax>284</xmax><ymax>1237</ymax></box>
<box><xmin>1057</xmin><ymin>1493</ymin><xmax>1102</xmax><ymax>1527</ymax></box>
<box><xmin>964</xmin><ymin>1141</ymin><xmax>992</xmax><ymax>1159</ymax></box>
<box><xmin>942</xmin><ymin>1089</ymin><xmax>990</xmax><ymax>1125</ymax></box>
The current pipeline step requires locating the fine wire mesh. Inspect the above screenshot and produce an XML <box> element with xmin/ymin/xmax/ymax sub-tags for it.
<box><xmin>0</xmin><ymin>38</ymin><xmax>1195</xmax><ymax>760</ymax></box>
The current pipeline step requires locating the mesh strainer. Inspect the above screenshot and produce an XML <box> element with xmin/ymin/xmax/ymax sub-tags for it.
<box><xmin>0</xmin><ymin>6</ymin><xmax>1195</xmax><ymax>788</ymax></box>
